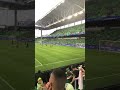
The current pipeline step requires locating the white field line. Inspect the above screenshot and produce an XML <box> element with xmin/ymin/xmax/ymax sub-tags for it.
<box><xmin>35</xmin><ymin>56</ymin><xmax>85</xmax><ymax>68</ymax></box>
<box><xmin>36</xmin><ymin>46</ymin><xmax>84</xmax><ymax>62</ymax></box>
<box><xmin>35</xmin><ymin>58</ymin><xmax>42</xmax><ymax>66</ymax></box>
<box><xmin>0</xmin><ymin>76</ymin><xmax>15</xmax><ymax>90</ymax></box>
<box><xmin>86</xmin><ymin>73</ymin><xmax>120</xmax><ymax>81</ymax></box>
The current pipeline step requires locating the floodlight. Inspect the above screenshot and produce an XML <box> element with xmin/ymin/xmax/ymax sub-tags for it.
<box><xmin>53</xmin><ymin>22</ymin><xmax>57</xmax><ymax>24</ymax></box>
<box><xmin>73</xmin><ymin>13</ymin><xmax>78</xmax><ymax>17</ymax></box>
<box><xmin>47</xmin><ymin>25</ymin><xmax>50</xmax><ymax>27</ymax></box>
<box><xmin>78</xmin><ymin>11</ymin><xmax>83</xmax><ymax>15</ymax></box>
<box><xmin>62</xmin><ymin>19</ymin><xmax>65</xmax><ymax>21</ymax></box>
<box><xmin>58</xmin><ymin>3</ymin><xmax>61</xmax><ymax>6</ymax></box>
<box><xmin>54</xmin><ymin>6</ymin><xmax>57</xmax><ymax>9</ymax></box>
<box><xmin>67</xmin><ymin>15</ymin><xmax>72</xmax><ymax>19</ymax></box>
<box><xmin>61</xmin><ymin>0</ymin><xmax>65</xmax><ymax>3</ymax></box>
<box><xmin>58</xmin><ymin>20</ymin><xmax>61</xmax><ymax>23</ymax></box>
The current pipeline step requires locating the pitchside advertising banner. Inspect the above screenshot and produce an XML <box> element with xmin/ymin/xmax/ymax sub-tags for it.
<box><xmin>86</xmin><ymin>40</ymin><xmax>120</xmax><ymax>53</ymax></box>
<box><xmin>99</xmin><ymin>40</ymin><xmax>120</xmax><ymax>52</ymax></box>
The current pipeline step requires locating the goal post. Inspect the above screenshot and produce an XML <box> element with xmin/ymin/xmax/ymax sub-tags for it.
<box><xmin>99</xmin><ymin>40</ymin><xmax>120</xmax><ymax>53</ymax></box>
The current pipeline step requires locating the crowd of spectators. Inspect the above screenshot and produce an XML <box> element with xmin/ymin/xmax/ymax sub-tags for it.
<box><xmin>35</xmin><ymin>64</ymin><xmax>85</xmax><ymax>90</ymax></box>
<box><xmin>42</xmin><ymin>38</ymin><xmax>85</xmax><ymax>48</ymax></box>
<box><xmin>49</xmin><ymin>24</ymin><xmax>85</xmax><ymax>37</ymax></box>
<box><xmin>86</xmin><ymin>0</ymin><xmax>120</xmax><ymax>18</ymax></box>
<box><xmin>86</xmin><ymin>27</ymin><xmax>120</xmax><ymax>46</ymax></box>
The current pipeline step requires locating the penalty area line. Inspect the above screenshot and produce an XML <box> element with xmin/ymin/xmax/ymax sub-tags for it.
<box><xmin>0</xmin><ymin>76</ymin><xmax>15</xmax><ymax>90</ymax></box>
<box><xmin>35</xmin><ymin>58</ymin><xmax>43</xmax><ymax>66</ymax></box>
<box><xmin>35</xmin><ymin>57</ymin><xmax>84</xmax><ymax>68</ymax></box>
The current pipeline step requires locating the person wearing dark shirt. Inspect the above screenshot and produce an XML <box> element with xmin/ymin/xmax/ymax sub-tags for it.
<box><xmin>71</xmin><ymin>65</ymin><xmax>79</xmax><ymax>89</ymax></box>
<box><xmin>66</xmin><ymin>68</ymin><xmax>73</xmax><ymax>83</ymax></box>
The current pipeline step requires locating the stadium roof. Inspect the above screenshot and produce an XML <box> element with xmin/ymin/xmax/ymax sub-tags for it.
<box><xmin>36</xmin><ymin>0</ymin><xmax>85</xmax><ymax>30</ymax></box>
<box><xmin>0</xmin><ymin>0</ymin><xmax>34</xmax><ymax>10</ymax></box>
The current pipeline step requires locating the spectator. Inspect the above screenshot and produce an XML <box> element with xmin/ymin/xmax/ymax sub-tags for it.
<box><xmin>71</xmin><ymin>65</ymin><xmax>79</xmax><ymax>89</ymax></box>
<box><xmin>37</xmin><ymin>77</ymin><xmax>44</xmax><ymax>90</ymax></box>
<box><xmin>66</xmin><ymin>68</ymin><xmax>73</xmax><ymax>83</ymax></box>
<box><xmin>46</xmin><ymin>69</ymin><xmax>66</xmax><ymax>90</ymax></box>
<box><xmin>65</xmin><ymin>83</ymin><xmax>74</xmax><ymax>90</ymax></box>
<box><xmin>75</xmin><ymin>65</ymin><xmax>85</xmax><ymax>90</ymax></box>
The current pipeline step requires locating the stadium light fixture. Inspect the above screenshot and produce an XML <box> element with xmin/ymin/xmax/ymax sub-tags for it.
<box><xmin>53</xmin><ymin>22</ymin><xmax>57</xmax><ymax>24</ymax></box>
<box><xmin>67</xmin><ymin>15</ymin><xmax>72</xmax><ymax>19</ymax></box>
<box><xmin>62</xmin><ymin>19</ymin><xmax>65</xmax><ymax>21</ymax></box>
<box><xmin>58</xmin><ymin>20</ymin><xmax>61</xmax><ymax>23</ymax></box>
<box><xmin>61</xmin><ymin>0</ymin><xmax>65</xmax><ymax>3</ymax></box>
<box><xmin>58</xmin><ymin>3</ymin><xmax>61</xmax><ymax>6</ymax></box>
<box><xmin>78</xmin><ymin>11</ymin><xmax>83</xmax><ymax>15</ymax></box>
<box><xmin>73</xmin><ymin>13</ymin><xmax>78</xmax><ymax>17</ymax></box>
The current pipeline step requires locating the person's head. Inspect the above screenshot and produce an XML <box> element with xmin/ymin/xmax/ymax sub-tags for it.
<box><xmin>37</xmin><ymin>77</ymin><xmax>43</xmax><ymax>84</ymax></box>
<box><xmin>80</xmin><ymin>65</ymin><xmax>82</xmax><ymax>68</ymax></box>
<box><xmin>49</xmin><ymin>69</ymin><xmax>66</xmax><ymax>90</ymax></box>
<box><xmin>66</xmin><ymin>68</ymin><xmax>70</xmax><ymax>72</ymax></box>
<box><xmin>78</xmin><ymin>65</ymin><xmax>82</xmax><ymax>70</ymax></box>
<box><xmin>71</xmin><ymin>65</ymin><xmax>77</xmax><ymax>70</ymax></box>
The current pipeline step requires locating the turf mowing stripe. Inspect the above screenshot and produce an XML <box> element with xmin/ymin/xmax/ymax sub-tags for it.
<box><xmin>35</xmin><ymin>58</ymin><xmax>42</xmax><ymax>66</ymax></box>
<box><xmin>35</xmin><ymin>57</ymin><xmax>84</xmax><ymax>68</ymax></box>
<box><xmin>36</xmin><ymin>46</ymin><xmax>76</xmax><ymax>62</ymax></box>
<box><xmin>42</xmin><ymin>48</ymin><xmax>81</xmax><ymax>55</ymax></box>
<box><xmin>36</xmin><ymin>47</ymin><xmax>61</xmax><ymax>63</ymax></box>
<box><xmin>0</xmin><ymin>76</ymin><xmax>15</xmax><ymax>90</ymax></box>
<box><xmin>86</xmin><ymin>73</ymin><xmax>120</xmax><ymax>81</ymax></box>
<box><xmin>40</xmin><ymin>45</ymin><xmax>84</xmax><ymax>55</ymax></box>
<box><xmin>36</xmin><ymin>46</ymin><xmax>82</xmax><ymax>58</ymax></box>
<box><xmin>35</xmin><ymin>44</ymin><xmax>85</xmax><ymax>71</ymax></box>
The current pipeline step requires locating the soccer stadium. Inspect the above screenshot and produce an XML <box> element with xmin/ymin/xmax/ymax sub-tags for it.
<box><xmin>0</xmin><ymin>0</ymin><xmax>34</xmax><ymax>90</ymax></box>
<box><xmin>0</xmin><ymin>0</ymin><xmax>120</xmax><ymax>90</ymax></box>
<box><xmin>35</xmin><ymin>0</ymin><xmax>85</xmax><ymax>90</ymax></box>
<box><xmin>85</xmin><ymin>0</ymin><xmax>120</xmax><ymax>90</ymax></box>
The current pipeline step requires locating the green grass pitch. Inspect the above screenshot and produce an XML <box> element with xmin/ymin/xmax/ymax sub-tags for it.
<box><xmin>0</xmin><ymin>40</ymin><xmax>34</xmax><ymax>90</ymax></box>
<box><xmin>1</xmin><ymin>40</ymin><xmax>120</xmax><ymax>90</ymax></box>
<box><xmin>85</xmin><ymin>49</ymin><xmax>120</xmax><ymax>90</ymax></box>
<box><xmin>35</xmin><ymin>43</ymin><xmax>85</xmax><ymax>72</ymax></box>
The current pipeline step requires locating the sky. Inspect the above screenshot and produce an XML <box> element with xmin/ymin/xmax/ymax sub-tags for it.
<box><xmin>35</xmin><ymin>0</ymin><xmax>63</xmax><ymax>22</ymax></box>
<box><xmin>35</xmin><ymin>29</ymin><xmax>57</xmax><ymax>38</ymax></box>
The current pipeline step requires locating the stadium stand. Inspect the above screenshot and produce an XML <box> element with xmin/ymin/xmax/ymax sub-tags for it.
<box><xmin>42</xmin><ymin>38</ymin><xmax>85</xmax><ymax>47</ymax></box>
<box><xmin>86</xmin><ymin>27</ymin><xmax>120</xmax><ymax>46</ymax></box>
<box><xmin>0</xmin><ymin>26</ymin><xmax>34</xmax><ymax>49</ymax></box>
<box><xmin>49</xmin><ymin>24</ymin><xmax>85</xmax><ymax>37</ymax></box>
<box><xmin>35</xmin><ymin>24</ymin><xmax>85</xmax><ymax>48</ymax></box>
<box><xmin>0</xmin><ymin>27</ymin><xmax>34</xmax><ymax>40</ymax></box>
<box><xmin>86</xmin><ymin>0</ymin><xmax>120</xmax><ymax>18</ymax></box>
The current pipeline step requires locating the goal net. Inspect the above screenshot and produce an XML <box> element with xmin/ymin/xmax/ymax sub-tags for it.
<box><xmin>99</xmin><ymin>40</ymin><xmax>120</xmax><ymax>52</ymax></box>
